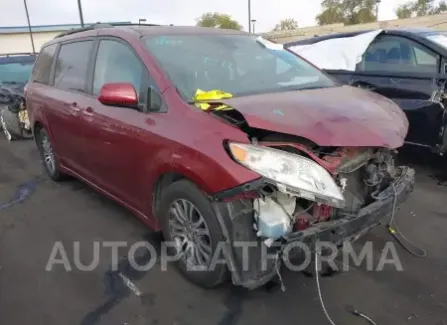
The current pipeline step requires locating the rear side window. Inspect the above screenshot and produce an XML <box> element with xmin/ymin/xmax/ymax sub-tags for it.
<box><xmin>31</xmin><ymin>44</ymin><xmax>57</xmax><ymax>84</ymax></box>
<box><xmin>54</xmin><ymin>40</ymin><xmax>93</xmax><ymax>92</ymax></box>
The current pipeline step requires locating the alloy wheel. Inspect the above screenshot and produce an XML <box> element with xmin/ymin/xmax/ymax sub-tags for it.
<box><xmin>41</xmin><ymin>132</ymin><xmax>56</xmax><ymax>175</ymax></box>
<box><xmin>168</xmin><ymin>199</ymin><xmax>213</xmax><ymax>269</ymax></box>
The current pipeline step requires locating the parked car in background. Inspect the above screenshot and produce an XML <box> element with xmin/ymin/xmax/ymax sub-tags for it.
<box><xmin>286</xmin><ymin>28</ymin><xmax>447</xmax><ymax>155</ymax></box>
<box><xmin>0</xmin><ymin>52</ymin><xmax>36</xmax><ymax>141</ymax></box>
<box><xmin>26</xmin><ymin>23</ymin><xmax>414</xmax><ymax>289</ymax></box>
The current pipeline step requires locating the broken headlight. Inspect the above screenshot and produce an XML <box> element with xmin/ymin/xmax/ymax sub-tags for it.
<box><xmin>228</xmin><ymin>142</ymin><xmax>345</xmax><ymax>208</ymax></box>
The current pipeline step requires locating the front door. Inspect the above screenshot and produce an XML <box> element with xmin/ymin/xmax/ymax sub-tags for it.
<box><xmin>350</xmin><ymin>34</ymin><xmax>444</xmax><ymax>148</ymax></box>
<box><xmin>79</xmin><ymin>38</ymin><xmax>165</xmax><ymax>211</ymax></box>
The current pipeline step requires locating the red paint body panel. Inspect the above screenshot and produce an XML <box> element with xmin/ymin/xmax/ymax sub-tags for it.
<box><xmin>26</xmin><ymin>27</ymin><xmax>410</xmax><ymax>232</ymax></box>
<box><xmin>98</xmin><ymin>83</ymin><xmax>138</xmax><ymax>106</ymax></box>
<box><xmin>221</xmin><ymin>85</ymin><xmax>409</xmax><ymax>148</ymax></box>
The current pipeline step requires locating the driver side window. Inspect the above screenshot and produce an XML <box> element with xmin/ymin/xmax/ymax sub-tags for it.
<box><xmin>93</xmin><ymin>40</ymin><xmax>145</xmax><ymax>96</ymax></box>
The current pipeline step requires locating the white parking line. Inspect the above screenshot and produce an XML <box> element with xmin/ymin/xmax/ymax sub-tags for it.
<box><xmin>118</xmin><ymin>273</ymin><xmax>142</xmax><ymax>297</ymax></box>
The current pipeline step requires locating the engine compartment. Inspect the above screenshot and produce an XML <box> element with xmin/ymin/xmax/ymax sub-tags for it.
<box><xmin>240</xmin><ymin>134</ymin><xmax>402</xmax><ymax>245</ymax></box>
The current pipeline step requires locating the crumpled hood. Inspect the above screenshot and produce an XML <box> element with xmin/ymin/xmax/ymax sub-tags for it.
<box><xmin>220</xmin><ymin>85</ymin><xmax>409</xmax><ymax>148</ymax></box>
<box><xmin>0</xmin><ymin>82</ymin><xmax>26</xmax><ymax>104</ymax></box>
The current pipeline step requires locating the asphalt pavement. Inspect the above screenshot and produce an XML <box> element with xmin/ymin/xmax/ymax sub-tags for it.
<box><xmin>0</xmin><ymin>138</ymin><xmax>446</xmax><ymax>325</ymax></box>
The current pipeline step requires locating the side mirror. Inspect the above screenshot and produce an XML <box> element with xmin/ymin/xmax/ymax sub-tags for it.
<box><xmin>147</xmin><ymin>86</ymin><xmax>162</xmax><ymax>111</ymax></box>
<box><xmin>98</xmin><ymin>83</ymin><xmax>138</xmax><ymax>108</ymax></box>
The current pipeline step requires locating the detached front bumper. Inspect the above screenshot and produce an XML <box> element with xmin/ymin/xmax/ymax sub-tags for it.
<box><xmin>214</xmin><ymin>166</ymin><xmax>415</xmax><ymax>289</ymax></box>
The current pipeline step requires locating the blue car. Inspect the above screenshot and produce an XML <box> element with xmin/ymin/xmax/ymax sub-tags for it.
<box><xmin>0</xmin><ymin>53</ymin><xmax>37</xmax><ymax>141</ymax></box>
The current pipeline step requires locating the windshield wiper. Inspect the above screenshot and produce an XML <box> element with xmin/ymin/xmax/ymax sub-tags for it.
<box><xmin>293</xmin><ymin>84</ymin><xmax>334</xmax><ymax>91</ymax></box>
<box><xmin>1</xmin><ymin>81</ymin><xmax>19</xmax><ymax>85</ymax></box>
<box><xmin>297</xmin><ymin>85</ymin><xmax>326</xmax><ymax>91</ymax></box>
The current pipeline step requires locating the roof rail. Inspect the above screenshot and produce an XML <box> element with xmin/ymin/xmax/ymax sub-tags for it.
<box><xmin>0</xmin><ymin>52</ymin><xmax>37</xmax><ymax>57</ymax></box>
<box><xmin>54</xmin><ymin>23</ymin><xmax>114</xmax><ymax>39</ymax></box>
<box><xmin>110</xmin><ymin>23</ymin><xmax>163</xmax><ymax>27</ymax></box>
<box><xmin>54</xmin><ymin>22</ymin><xmax>168</xmax><ymax>39</ymax></box>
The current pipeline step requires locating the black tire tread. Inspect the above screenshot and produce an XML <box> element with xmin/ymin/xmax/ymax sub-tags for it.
<box><xmin>36</xmin><ymin>127</ymin><xmax>66</xmax><ymax>181</ymax></box>
<box><xmin>159</xmin><ymin>179</ymin><xmax>228</xmax><ymax>288</ymax></box>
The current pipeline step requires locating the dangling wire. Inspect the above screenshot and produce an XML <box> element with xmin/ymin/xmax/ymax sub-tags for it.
<box><xmin>315</xmin><ymin>252</ymin><xmax>378</xmax><ymax>325</ymax></box>
<box><xmin>369</xmin><ymin>167</ymin><xmax>427</xmax><ymax>258</ymax></box>
<box><xmin>387</xmin><ymin>183</ymin><xmax>427</xmax><ymax>258</ymax></box>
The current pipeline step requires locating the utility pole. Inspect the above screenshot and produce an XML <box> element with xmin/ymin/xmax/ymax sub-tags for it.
<box><xmin>248</xmin><ymin>0</ymin><xmax>252</xmax><ymax>33</ymax></box>
<box><xmin>77</xmin><ymin>0</ymin><xmax>85</xmax><ymax>27</ymax></box>
<box><xmin>376</xmin><ymin>0</ymin><xmax>381</xmax><ymax>21</ymax></box>
<box><xmin>23</xmin><ymin>0</ymin><xmax>35</xmax><ymax>53</ymax></box>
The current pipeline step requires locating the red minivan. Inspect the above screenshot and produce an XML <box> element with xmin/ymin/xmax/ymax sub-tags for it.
<box><xmin>26</xmin><ymin>23</ymin><xmax>414</xmax><ymax>289</ymax></box>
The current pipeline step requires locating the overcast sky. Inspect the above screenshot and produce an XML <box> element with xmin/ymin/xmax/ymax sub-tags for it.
<box><xmin>1</xmin><ymin>0</ymin><xmax>410</xmax><ymax>33</ymax></box>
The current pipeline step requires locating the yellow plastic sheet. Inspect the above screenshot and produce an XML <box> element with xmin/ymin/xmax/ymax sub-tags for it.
<box><xmin>193</xmin><ymin>89</ymin><xmax>233</xmax><ymax>111</ymax></box>
<box><xmin>18</xmin><ymin>110</ymin><xmax>31</xmax><ymax>129</ymax></box>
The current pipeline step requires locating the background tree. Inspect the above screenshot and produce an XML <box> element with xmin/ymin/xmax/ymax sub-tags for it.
<box><xmin>395</xmin><ymin>3</ymin><xmax>414</xmax><ymax>18</ymax></box>
<box><xmin>395</xmin><ymin>0</ymin><xmax>447</xmax><ymax>19</ymax></box>
<box><xmin>316</xmin><ymin>0</ymin><xmax>378</xmax><ymax>25</ymax></box>
<box><xmin>272</xmin><ymin>18</ymin><xmax>299</xmax><ymax>31</ymax></box>
<box><xmin>196</xmin><ymin>12</ymin><xmax>243</xmax><ymax>30</ymax></box>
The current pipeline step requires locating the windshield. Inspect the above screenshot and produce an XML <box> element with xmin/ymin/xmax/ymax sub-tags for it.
<box><xmin>423</xmin><ymin>31</ymin><xmax>447</xmax><ymax>49</ymax></box>
<box><xmin>144</xmin><ymin>34</ymin><xmax>336</xmax><ymax>100</ymax></box>
<box><xmin>0</xmin><ymin>58</ymin><xmax>35</xmax><ymax>84</ymax></box>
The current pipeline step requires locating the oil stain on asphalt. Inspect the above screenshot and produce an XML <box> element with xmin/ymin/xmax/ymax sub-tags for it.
<box><xmin>0</xmin><ymin>176</ymin><xmax>42</xmax><ymax>211</ymax></box>
<box><xmin>217</xmin><ymin>287</ymin><xmax>248</xmax><ymax>325</ymax></box>
<box><xmin>80</xmin><ymin>233</ymin><xmax>162</xmax><ymax>325</ymax></box>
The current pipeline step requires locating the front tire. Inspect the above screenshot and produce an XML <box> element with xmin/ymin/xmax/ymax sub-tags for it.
<box><xmin>159</xmin><ymin>180</ymin><xmax>228</xmax><ymax>288</ymax></box>
<box><xmin>35</xmin><ymin>127</ymin><xmax>66</xmax><ymax>181</ymax></box>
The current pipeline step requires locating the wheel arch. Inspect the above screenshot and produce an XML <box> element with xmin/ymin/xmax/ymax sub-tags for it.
<box><xmin>152</xmin><ymin>172</ymin><xmax>183</xmax><ymax>219</ymax></box>
<box><xmin>151</xmin><ymin>172</ymin><xmax>206</xmax><ymax>223</ymax></box>
<box><xmin>33</xmin><ymin>120</ymin><xmax>44</xmax><ymax>145</ymax></box>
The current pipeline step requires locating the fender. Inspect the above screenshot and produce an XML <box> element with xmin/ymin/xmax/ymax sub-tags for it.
<box><xmin>170</xmin><ymin>143</ymin><xmax>260</xmax><ymax>196</ymax></box>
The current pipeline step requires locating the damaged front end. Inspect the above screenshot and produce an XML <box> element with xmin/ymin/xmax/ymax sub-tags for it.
<box><xmin>0</xmin><ymin>86</ymin><xmax>32</xmax><ymax>141</ymax></box>
<box><xmin>212</xmin><ymin>140</ymin><xmax>414</xmax><ymax>289</ymax></box>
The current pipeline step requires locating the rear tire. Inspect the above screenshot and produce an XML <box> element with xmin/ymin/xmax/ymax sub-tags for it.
<box><xmin>158</xmin><ymin>179</ymin><xmax>228</xmax><ymax>288</ymax></box>
<box><xmin>35</xmin><ymin>127</ymin><xmax>66</xmax><ymax>181</ymax></box>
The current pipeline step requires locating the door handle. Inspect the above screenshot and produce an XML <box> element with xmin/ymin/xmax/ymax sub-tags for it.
<box><xmin>83</xmin><ymin>107</ymin><xmax>94</xmax><ymax>115</ymax></box>
<box><xmin>70</xmin><ymin>102</ymin><xmax>81</xmax><ymax>112</ymax></box>
<box><xmin>390</xmin><ymin>78</ymin><xmax>402</xmax><ymax>86</ymax></box>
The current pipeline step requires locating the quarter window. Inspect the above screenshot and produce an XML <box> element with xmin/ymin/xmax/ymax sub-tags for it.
<box><xmin>54</xmin><ymin>40</ymin><xmax>93</xmax><ymax>92</ymax></box>
<box><xmin>31</xmin><ymin>44</ymin><xmax>57</xmax><ymax>84</ymax></box>
<box><xmin>92</xmin><ymin>40</ymin><xmax>144</xmax><ymax>96</ymax></box>
<box><xmin>358</xmin><ymin>35</ymin><xmax>438</xmax><ymax>73</ymax></box>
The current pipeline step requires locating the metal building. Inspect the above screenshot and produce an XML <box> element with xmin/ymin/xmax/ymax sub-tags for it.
<box><xmin>0</xmin><ymin>22</ymin><xmax>131</xmax><ymax>53</ymax></box>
